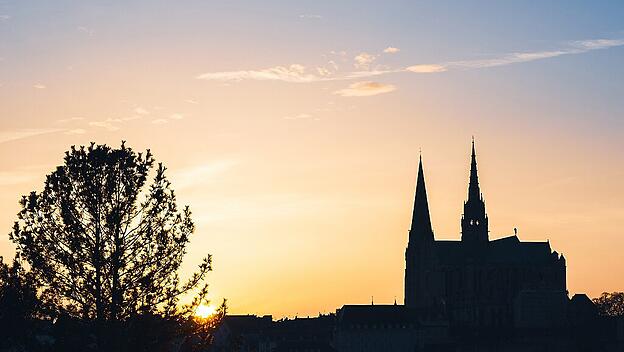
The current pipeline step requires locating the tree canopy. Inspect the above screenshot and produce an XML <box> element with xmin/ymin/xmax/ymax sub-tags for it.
<box><xmin>0</xmin><ymin>256</ymin><xmax>40</xmax><ymax>347</ymax></box>
<box><xmin>10</xmin><ymin>142</ymin><xmax>212</xmax><ymax>322</ymax></box>
<box><xmin>593</xmin><ymin>292</ymin><xmax>624</xmax><ymax>317</ymax></box>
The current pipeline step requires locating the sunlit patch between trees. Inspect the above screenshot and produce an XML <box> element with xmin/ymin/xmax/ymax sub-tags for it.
<box><xmin>0</xmin><ymin>142</ymin><xmax>225</xmax><ymax>351</ymax></box>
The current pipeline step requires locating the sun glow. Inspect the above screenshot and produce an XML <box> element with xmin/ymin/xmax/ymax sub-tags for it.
<box><xmin>195</xmin><ymin>304</ymin><xmax>217</xmax><ymax>319</ymax></box>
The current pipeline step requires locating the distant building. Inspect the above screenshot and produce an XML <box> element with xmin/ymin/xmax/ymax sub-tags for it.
<box><xmin>212</xmin><ymin>315</ymin><xmax>273</xmax><ymax>351</ymax></box>
<box><xmin>404</xmin><ymin>141</ymin><xmax>567</xmax><ymax>330</ymax></box>
<box><xmin>212</xmin><ymin>314</ymin><xmax>336</xmax><ymax>352</ymax></box>
<box><xmin>333</xmin><ymin>304</ymin><xmax>449</xmax><ymax>352</ymax></box>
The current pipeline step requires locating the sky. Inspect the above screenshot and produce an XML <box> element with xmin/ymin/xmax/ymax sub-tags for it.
<box><xmin>0</xmin><ymin>1</ymin><xmax>623</xmax><ymax>318</ymax></box>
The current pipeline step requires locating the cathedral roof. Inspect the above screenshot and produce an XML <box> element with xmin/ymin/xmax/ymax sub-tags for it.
<box><xmin>336</xmin><ymin>305</ymin><xmax>420</xmax><ymax>326</ymax></box>
<box><xmin>433</xmin><ymin>236</ymin><xmax>554</xmax><ymax>266</ymax></box>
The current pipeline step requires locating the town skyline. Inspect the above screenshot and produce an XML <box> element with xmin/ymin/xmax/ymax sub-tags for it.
<box><xmin>1</xmin><ymin>1</ymin><xmax>623</xmax><ymax>319</ymax></box>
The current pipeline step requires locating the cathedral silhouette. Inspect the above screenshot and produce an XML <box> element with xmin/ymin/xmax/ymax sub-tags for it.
<box><xmin>404</xmin><ymin>139</ymin><xmax>567</xmax><ymax>327</ymax></box>
<box><xmin>213</xmin><ymin>141</ymin><xmax>620</xmax><ymax>351</ymax></box>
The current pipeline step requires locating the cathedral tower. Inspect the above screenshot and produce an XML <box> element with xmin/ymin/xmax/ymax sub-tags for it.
<box><xmin>461</xmin><ymin>139</ymin><xmax>489</xmax><ymax>244</ymax></box>
<box><xmin>405</xmin><ymin>156</ymin><xmax>436</xmax><ymax>307</ymax></box>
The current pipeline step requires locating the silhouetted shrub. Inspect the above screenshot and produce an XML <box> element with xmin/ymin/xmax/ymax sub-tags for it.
<box><xmin>593</xmin><ymin>292</ymin><xmax>624</xmax><ymax>317</ymax></box>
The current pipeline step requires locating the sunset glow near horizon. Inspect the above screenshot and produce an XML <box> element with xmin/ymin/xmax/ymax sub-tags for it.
<box><xmin>1</xmin><ymin>1</ymin><xmax>623</xmax><ymax>318</ymax></box>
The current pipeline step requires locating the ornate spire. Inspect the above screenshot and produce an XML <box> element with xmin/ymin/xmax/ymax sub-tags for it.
<box><xmin>461</xmin><ymin>138</ymin><xmax>489</xmax><ymax>243</ymax></box>
<box><xmin>409</xmin><ymin>155</ymin><xmax>434</xmax><ymax>243</ymax></box>
<box><xmin>468</xmin><ymin>137</ymin><xmax>480</xmax><ymax>201</ymax></box>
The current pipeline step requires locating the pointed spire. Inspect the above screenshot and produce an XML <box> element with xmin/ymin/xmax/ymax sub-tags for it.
<box><xmin>468</xmin><ymin>137</ymin><xmax>480</xmax><ymax>201</ymax></box>
<box><xmin>409</xmin><ymin>155</ymin><xmax>434</xmax><ymax>243</ymax></box>
<box><xmin>461</xmin><ymin>138</ymin><xmax>489</xmax><ymax>243</ymax></box>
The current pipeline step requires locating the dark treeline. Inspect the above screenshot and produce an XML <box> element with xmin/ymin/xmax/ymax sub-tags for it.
<box><xmin>0</xmin><ymin>142</ymin><xmax>224</xmax><ymax>352</ymax></box>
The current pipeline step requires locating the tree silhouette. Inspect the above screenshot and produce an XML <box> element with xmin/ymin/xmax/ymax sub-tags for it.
<box><xmin>0</xmin><ymin>256</ymin><xmax>41</xmax><ymax>349</ymax></box>
<box><xmin>593</xmin><ymin>292</ymin><xmax>624</xmax><ymax>317</ymax></box>
<box><xmin>10</xmin><ymin>142</ymin><xmax>212</xmax><ymax>327</ymax></box>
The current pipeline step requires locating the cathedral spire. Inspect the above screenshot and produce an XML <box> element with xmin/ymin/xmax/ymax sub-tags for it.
<box><xmin>409</xmin><ymin>155</ymin><xmax>434</xmax><ymax>243</ymax></box>
<box><xmin>461</xmin><ymin>138</ymin><xmax>489</xmax><ymax>243</ymax></box>
<box><xmin>468</xmin><ymin>137</ymin><xmax>480</xmax><ymax>201</ymax></box>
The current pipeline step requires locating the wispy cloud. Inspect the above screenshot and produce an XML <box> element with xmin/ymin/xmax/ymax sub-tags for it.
<box><xmin>197</xmin><ymin>64</ymin><xmax>325</xmax><ymax>83</ymax></box>
<box><xmin>56</xmin><ymin>117</ymin><xmax>85</xmax><ymax>124</ymax></box>
<box><xmin>196</xmin><ymin>37</ymin><xmax>624</xmax><ymax>87</ymax></box>
<box><xmin>298</xmin><ymin>14</ymin><xmax>322</xmax><ymax>19</ymax></box>
<box><xmin>448</xmin><ymin>51</ymin><xmax>569</xmax><ymax>69</ymax></box>
<box><xmin>33</xmin><ymin>83</ymin><xmax>46</xmax><ymax>89</ymax></box>
<box><xmin>197</xmin><ymin>65</ymin><xmax>396</xmax><ymax>83</ymax></box>
<box><xmin>0</xmin><ymin>171</ymin><xmax>39</xmax><ymax>186</ymax></box>
<box><xmin>134</xmin><ymin>107</ymin><xmax>150</xmax><ymax>115</ymax></box>
<box><xmin>151</xmin><ymin>113</ymin><xmax>184</xmax><ymax>125</ymax></box>
<box><xmin>0</xmin><ymin>15</ymin><xmax>10</xmax><ymax>21</ymax></box>
<box><xmin>185</xmin><ymin>99</ymin><xmax>199</xmax><ymax>104</ymax></box>
<box><xmin>334</xmin><ymin>81</ymin><xmax>396</xmax><ymax>97</ymax></box>
<box><xmin>89</xmin><ymin>116</ymin><xmax>140</xmax><ymax>131</ymax></box>
<box><xmin>354</xmin><ymin>52</ymin><xmax>376</xmax><ymax>70</ymax></box>
<box><xmin>77</xmin><ymin>26</ymin><xmax>94</xmax><ymax>36</ymax></box>
<box><xmin>65</xmin><ymin>129</ymin><xmax>86</xmax><ymax>135</ymax></box>
<box><xmin>406</xmin><ymin>64</ymin><xmax>448</xmax><ymax>73</ymax></box>
<box><xmin>572</xmin><ymin>39</ymin><xmax>624</xmax><ymax>50</ymax></box>
<box><xmin>283</xmin><ymin>113</ymin><xmax>313</xmax><ymax>120</ymax></box>
<box><xmin>383</xmin><ymin>47</ymin><xmax>400</xmax><ymax>54</ymax></box>
<box><xmin>89</xmin><ymin>120</ymin><xmax>120</xmax><ymax>131</ymax></box>
<box><xmin>441</xmin><ymin>38</ymin><xmax>624</xmax><ymax>71</ymax></box>
<box><xmin>0</xmin><ymin>129</ymin><xmax>63</xmax><ymax>145</ymax></box>
<box><xmin>171</xmin><ymin>160</ymin><xmax>239</xmax><ymax>190</ymax></box>
<box><xmin>344</xmin><ymin>69</ymin><xmax>399</xmax><ymax>79</ymax></box>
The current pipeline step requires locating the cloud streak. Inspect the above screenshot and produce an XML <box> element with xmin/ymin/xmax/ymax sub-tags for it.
<box><xmin>0</xmin><ymin>129</ymin><xmax>63</xmax><ymax>145</ymax></box>
<box><xmin>0</xmin><ymin>171</ymin><xmax>39</xmax><ymax>186</ymax></box>
<box><xmin>134</xmin><ymin>107</ymin><xmax>150</xmax><ymax>115</ymax></box>
<box><xmin>56</xmin><ymin>117</ymin><xmax>85</xmax><ymax>124</ymax></box>
<box><xmin>406</xmin><ymin>64</ymin><xmax>447</xmax><ymax>73</ymax></box>
<box><xmin>298</xmin><ymin>14</ymin><xmax>322</xmax><ymax>19</ymax></box>
<box><xmin>432</xmin><ymin>38</ymin><xmax>624</xmax><ymax>72</ymax></box>
<box><xmin>197</xmin><ymin>64</ymin><xmax>326</xmax><ymax>83</ymax></box>
<box><xmin>65</xmin><ymin>129</ymin><xmax>86</xmax><ymax>135</ymax></box>
<box><xmin>334</xmin><ymin>81</ymin><xmax>396</xmax><ymax>97</ymax></box>
<box><xmin>172</xmin><ymin>160</ymin><xmax>239</xmax><ymax>190</ymax></box>
<box><xmin>383</xmin><ymin>47</ymin><xmax>400</xmax><ymax>54</ymax></box>
<box><xmin>196</xmin><ymin>37</ymin><xmax>624</xmax><ymax>85</ymax></box>
<box><xmin>89</xmin><ymin>116</ymin><xmax>140</xmax><ymax>131</ymax></box>
<box><xmin>283</xmin><ymin>113</ymin><xmax>313</xmax><ymax>120</ymax></box>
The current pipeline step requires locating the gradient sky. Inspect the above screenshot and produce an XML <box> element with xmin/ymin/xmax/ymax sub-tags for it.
<box><xmin>1</xmin><ymin>1</ymin><xmax>623</xmax><ymax>318</ymax></box>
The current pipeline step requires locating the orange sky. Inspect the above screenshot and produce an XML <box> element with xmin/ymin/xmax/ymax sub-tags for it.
<box><xmin>1</xmin><ymin>1</ymin><xmax>623</xmax><ymax>318</ymax></box>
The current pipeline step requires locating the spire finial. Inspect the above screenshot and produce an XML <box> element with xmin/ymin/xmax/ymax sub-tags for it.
<box><xmin>471</xmin><ymin>136</ymin><xmax>476</xmax><ymax>157</ymax></box>
<box><xmin>467</xmin><ymin>138</ymin><xmax>480</xmax><ymax>201</ymax></box>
